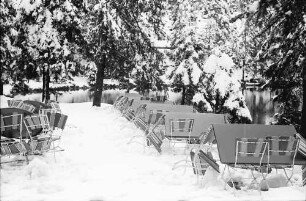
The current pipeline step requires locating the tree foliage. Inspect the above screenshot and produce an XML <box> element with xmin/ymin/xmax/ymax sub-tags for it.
<box><xmin>254</xmin><ymin>0</ymin><xmax>305</xmax><ymax>135</ymax></box>
<box><xmin>83</xmin><ymin>0</ymin><xmax>165</xmax><ymax>106</ymax></box>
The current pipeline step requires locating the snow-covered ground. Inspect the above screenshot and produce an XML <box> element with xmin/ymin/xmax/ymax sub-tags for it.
<box><xmin>1</xmin><ymin>98</ymin><xmax>305</xmax><ymax>201</ymax></box>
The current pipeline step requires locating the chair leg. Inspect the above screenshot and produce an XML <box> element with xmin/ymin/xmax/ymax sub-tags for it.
<box><xmin>283</xmin><ymin>167</ymin><xmax>294</xmax><ymax>185</ymax></box>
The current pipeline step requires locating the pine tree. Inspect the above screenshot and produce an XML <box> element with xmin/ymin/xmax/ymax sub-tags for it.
<box><xmin>15</xmin><ymin>0</ymin><xmax>86</xmax><ymax>101</ymax></box>
<box><xmin>83</xmin><ymin>0</ymin><xmax>164</xmax><ymax>106</ymax></box>
<box><xmin>255</xmin><ymin>0</ymin><xmax>306</xmax><ymax>136</ymax></box>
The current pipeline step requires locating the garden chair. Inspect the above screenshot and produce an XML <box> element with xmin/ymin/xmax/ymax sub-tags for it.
<box><xmin>190</xmin><ymin>149</ymin><xmax>219</xmax><ymax>184</ymax></box>
<box><xmin>21</xmin><ymin>103</ymin><xmax>36</xmax><ymax>113</ymax></box>
<box><xmin>116</xmin><ymin>97</ymin><xmax>129</xmax><ymax>112</ymax></box>
<box><xmin>295</xmin><ymin>133</ymin><xmax>306</xmax><ymax>187</ymax></box>
<box><xmin>23</xmin><ymin>114</ymin><xmax>53</xmax><ymax>155</ymax></box>
<box><xmin>266</xmin><ymin>135</ymin><xmax>300</xmax><ymax>185</ymax></box>
<box><xmin>1</xmin><ymin>113</ymin><xmax>29</xmax><ymax>165</ymax></box>
<box><xmin>8</xmin><ymin>100</ymin><xmax>24</xmax><ymax>108</ymax></box>
<box><xmin>224</xmin><ymin>137</ymin><xmax>270</xmax><ymax>191</ymax></box>
<box><xmin>128</xmin><ymin>110</ymin><xmax>165</xmax><ymax>154</ymax></box>
<box><xmin>50</xmin><ymin>102</ymin><xmax>62</xmax><ymax>113</ymax></box>
<box><xmin>113</xmin><ymin>96</ymin><xmax>124</xmax><ymax>109</ymax></box>
<box><xmin>295</xmin><ymin>133</ymin><xmax>306</xmax><ymax>158</ymax></box>
<box><xmin>167</xmin><ymin>118</ymin><xmax>194</xmax><ymax>153</ymax></box>
<box><xmin>122</xmin><ymin>99</ymin><xmax>134</xmax><ymax>120</ymax></box>
<box><xmin>39</xmin><ymin>108</ymin><xmax>57</xmax><ymax>115</ymax></box>
<box><xmin>44</xmin><ymin>111</ymin><xmax>68</xmax><ymax>152</ymax></box>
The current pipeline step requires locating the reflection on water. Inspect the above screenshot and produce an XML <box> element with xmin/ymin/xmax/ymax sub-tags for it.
<box><xmin>15</xmin><ymin>89</ymin><xmax>278</xmax><ymax>125</ymax></box>
<box><xmin>15</xmin><ymin>90</ymin><xmax>125</xmax><ymax>105</ymax></box>
<box><xmin>244</xmin><ymin>89</ymin><xmax>280</xmax><ymax>124</ymax></box>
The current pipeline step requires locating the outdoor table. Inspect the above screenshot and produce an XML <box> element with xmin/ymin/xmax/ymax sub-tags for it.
<box><xmin>209</xmin><ymin>124</ymin><xmax>306</xmax><ymax>165</ymax></box>
<box><xmin>163</xmin><ymin>112</ymin><xmax>226</xmax><ymax>140</ymax></box>
<box><xmin>144</xmin><ymin>104</ymin><xmax>195</xmax><ymax>122</ymax></box>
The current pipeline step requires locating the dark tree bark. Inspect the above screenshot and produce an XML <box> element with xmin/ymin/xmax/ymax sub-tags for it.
<box><xmin>92</xmin><ymin>55</ymin><xmax>106</xmax><ymax>107</ymax></box>
<box><xmin>301</xmin><ymin>64</ymin><xmax>306</xmax><ymax>138</ymax></box>
<box><xmin>45</xmin><ymin>64</ymin><xmax>50</xmax><ymax>101</ymax></box>
<box><xmin>42</xmin><ymin>65</ymin><xmax>46</xmax><ymax>102</ymax></box>
<box><xmin>181</xmin><ymin>85</ymin><xmax>185</xmax><ymax>105</ymax></box>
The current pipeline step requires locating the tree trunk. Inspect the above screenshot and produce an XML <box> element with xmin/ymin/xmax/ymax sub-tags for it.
<box><xmin>45</xmin><ymin>64</ymin><xmax>51</xmax><ymax>101</ymax></box>
<box><xmin>42</xmin><ymin>65</ymin><xmax>46</xmax><ymax>102</ymax></box>
<box><xmin>181</xmin><ymin>85</ymin><xmax>185</xmax><ymax>105</ymax></box>
<box><xmin>0</xmin><ymin>80</ymin><xmax>3</xmax><ymax>96</ymax></box>
<box><xmin>301</xmin><ymin>64</ymin><xmax>306</xmax><ymax>138</ymax></box>
<box><xmin>92</xmin><ymin>55</ymin><xmax>106</xmax><ymax>107</ymax></box>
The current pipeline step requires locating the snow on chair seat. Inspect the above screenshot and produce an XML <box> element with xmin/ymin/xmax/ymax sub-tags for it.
<box><xmin>1</xmin><ymin>113</ymin><xmax>29</xmax><ymax>164</ymax></box>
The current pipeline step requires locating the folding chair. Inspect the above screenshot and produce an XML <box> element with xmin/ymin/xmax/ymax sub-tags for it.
<box><xmin>128</xmin><ymin>111</ymin><xmax>165</xmax><ymax>154</ymax></box>
<box><xmin>1</xmin><ymin>113</ymin><xmax>29</xmax><ymax>164</ymax></box>
<box><xmin>295</xmin><ymin>133</ymin><xmax>306</xmax><ymax>158</ymax></box>
<box><xmin>45</xmin><ymin>112</ymin><xmax>68</xmax><ymax>152</ymax></box>
<box><xmin>21</xmin><ymin>103</ymin><xmax>36</xmax><ymax>113</ymax></box>
<box><xmin>266</xmin><ymin>135</ymin><xmax>300</xmax><ymax>185</ymax></box>
<box><xmin>122</xmin><ymin>99</ymin><xmax>135</xmax><ymax>120</ymax></box>
<box><xmin>8</xmin><ymin>100</ymin><xmax>24</xmax><ymax>108</ymax></box>
<box><xmin>23</xmin><ymin>115</ymin><xmax>53</xmax><ymax>155</ymax></box>
<box><xmin>294</xmin><ymin>133</ymin><xmax>306</xmax><ymax>186</ymax></box>
<box><xmin>225</xmin><ymin>138</ymin><xmax>270</xmax><ymax>190</ymax></box>
<box><xmin>39</xmin><ymin>108</ymin><xmax>57</xmax><ymax>115</ymax></box>
<box><xmin>167</xmin><ymin>118</ymin><xmax>194</xmax><ymax>153</ymax></box>
<box><xmin>116</xmin><ymin>97</ymin><xmax>129</xmax><ymax>112</ymax></box>
<box><xmin>50</xmin><ymin>102</ymin><xmax>62</xmax><ymax>113</ymax></box>
<box><xmin>190</xmin><ymin>149</ymin><xmax>219</xmax><ymax>184</ymax></box>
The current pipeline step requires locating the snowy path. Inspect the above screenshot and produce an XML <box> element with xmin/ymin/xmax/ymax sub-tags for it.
<box><xmin>1</xmin><ymin>102</ymin><xmax>305</xmax><ymax>201</ymax></box>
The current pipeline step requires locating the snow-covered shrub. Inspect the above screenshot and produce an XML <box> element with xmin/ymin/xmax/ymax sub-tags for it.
<box><xmin>193</xmin><ymin>50</ymin><xmax>252</xmax><ymax>123</ymax></box>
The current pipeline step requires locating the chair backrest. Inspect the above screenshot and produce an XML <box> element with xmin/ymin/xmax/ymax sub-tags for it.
<box><xmin>295</xmin><ymin>133</ymin><xmax>306</xmax><ymax>158</ymax></box>
<box><xmin>235</xmin><ymin>138</ymin><xmax>269</xmax><ymax>166</ymax></box>
<box><xmin>8</xmin><ymin>100</ymin><xmax>24</xmax><ymax>108</ymax></box>
<box><xmin>141</xmin><ymin>97</ymin><xmax>151</xmax><ymax>100</ymax></box>
<box><xmin>39</xmin><ymin>108</ymin><xmax>57</xmax><ymax>115</ymax></box>
<box><xmin>134</xmin><ymin>116</ymin><xmax>148</xmax><ymax>132</ymax></box>
<box><xmin>21</xmin><ymin>103</ymin><xmax>36</xmax><ymax>113</ymax></box>
<box><xmin>45</xmin><ymin>112</ymin><xmax>68</xmax><ymax>130</ymax></box>
<box><xmin>1</xmin><ymin>113</ymin><xmax>23</xmax><ymax>139</ymax></box>
<box><xmin>169</xmin><ymin>118</ymin><xmax>194</xmax><ymax>139</ymax></box>
<box><xmin>134</xmin><ymin>104</ymin><xmax>147</xmax><ymax>120</ymax></box>
<box><xmin>147</xmin><ymin>109</ymin><xmax>167</xmax><ymax>125</ymax></box>
<box><xmin>113</xmin><ymin>96</ymin><xmax>124</xmax><ymax>106</ymax></box>
<box><xmin>23</xmin><ymin>115</ymin><xmax>51</xmax><ymax>138</ymax></box>
<box><xmin>266</xmin><ymin>136</ymin><xmax>299</xmax><ymax>166</ymax></box>
<box><xmin>50</xmin><ymin>102</ymin><xmax>61</xmax><ymax>113</ymax></box>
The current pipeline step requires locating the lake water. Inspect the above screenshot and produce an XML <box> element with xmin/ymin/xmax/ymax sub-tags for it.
<box><xmin>14</xmin><ymin>89</ymin><xmax>278</xmax><ymax>124</ymax></box>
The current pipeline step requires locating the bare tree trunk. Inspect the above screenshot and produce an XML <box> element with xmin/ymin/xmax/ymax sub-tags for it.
<box><xmin>42</xmin><ymin>65</ymin><xmax>46</xmax><ymax>102</ymax></box>
<box><xmin>301</xmin><ymin>63</ymin><xmax>306</xmax><ymax>138</ymax></box>
<box><xmin>181</xmin><ymin>85</ymin><xmax>185</xmax><ymax>105</ymax></box>
<box><xmin>45</xmin><ymin>64</ymin><xmax>51</xmax><ymax>101</ymax></box>
<box><xmin>301</xmin><ymin>63</ymin><xmax>306</xmax><ymax>186</ymax></box>
<box><xmin>92</xmin><ymin>54</ymin><xmax>106</xmax><ymax>107</ymax></box>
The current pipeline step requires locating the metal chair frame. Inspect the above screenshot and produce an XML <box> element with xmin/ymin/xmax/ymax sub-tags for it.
<box><xmin>267</xmin><ymin>136</ymin><xmax>300</xmax><ymax>185</ymax></box>
<box><xmin>225</xmin><ymin>138</ymin><xmax>270</xmax><ymax>191</ymax></box>
<box><xmin>1</xmin><ymin>114</ymin><xmax>29</xmax><ymax>164</ymax></box>
<box><xmin>23</xmin><ymin>114</ymin><xmax>53</xmax><ymax>155</ymax></box>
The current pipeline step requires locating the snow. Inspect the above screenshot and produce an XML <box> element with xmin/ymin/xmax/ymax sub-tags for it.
<box><xmin>1</xmin><ymin>98</ymin><xmax>305</xmax><ymax>201</ymax></box>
